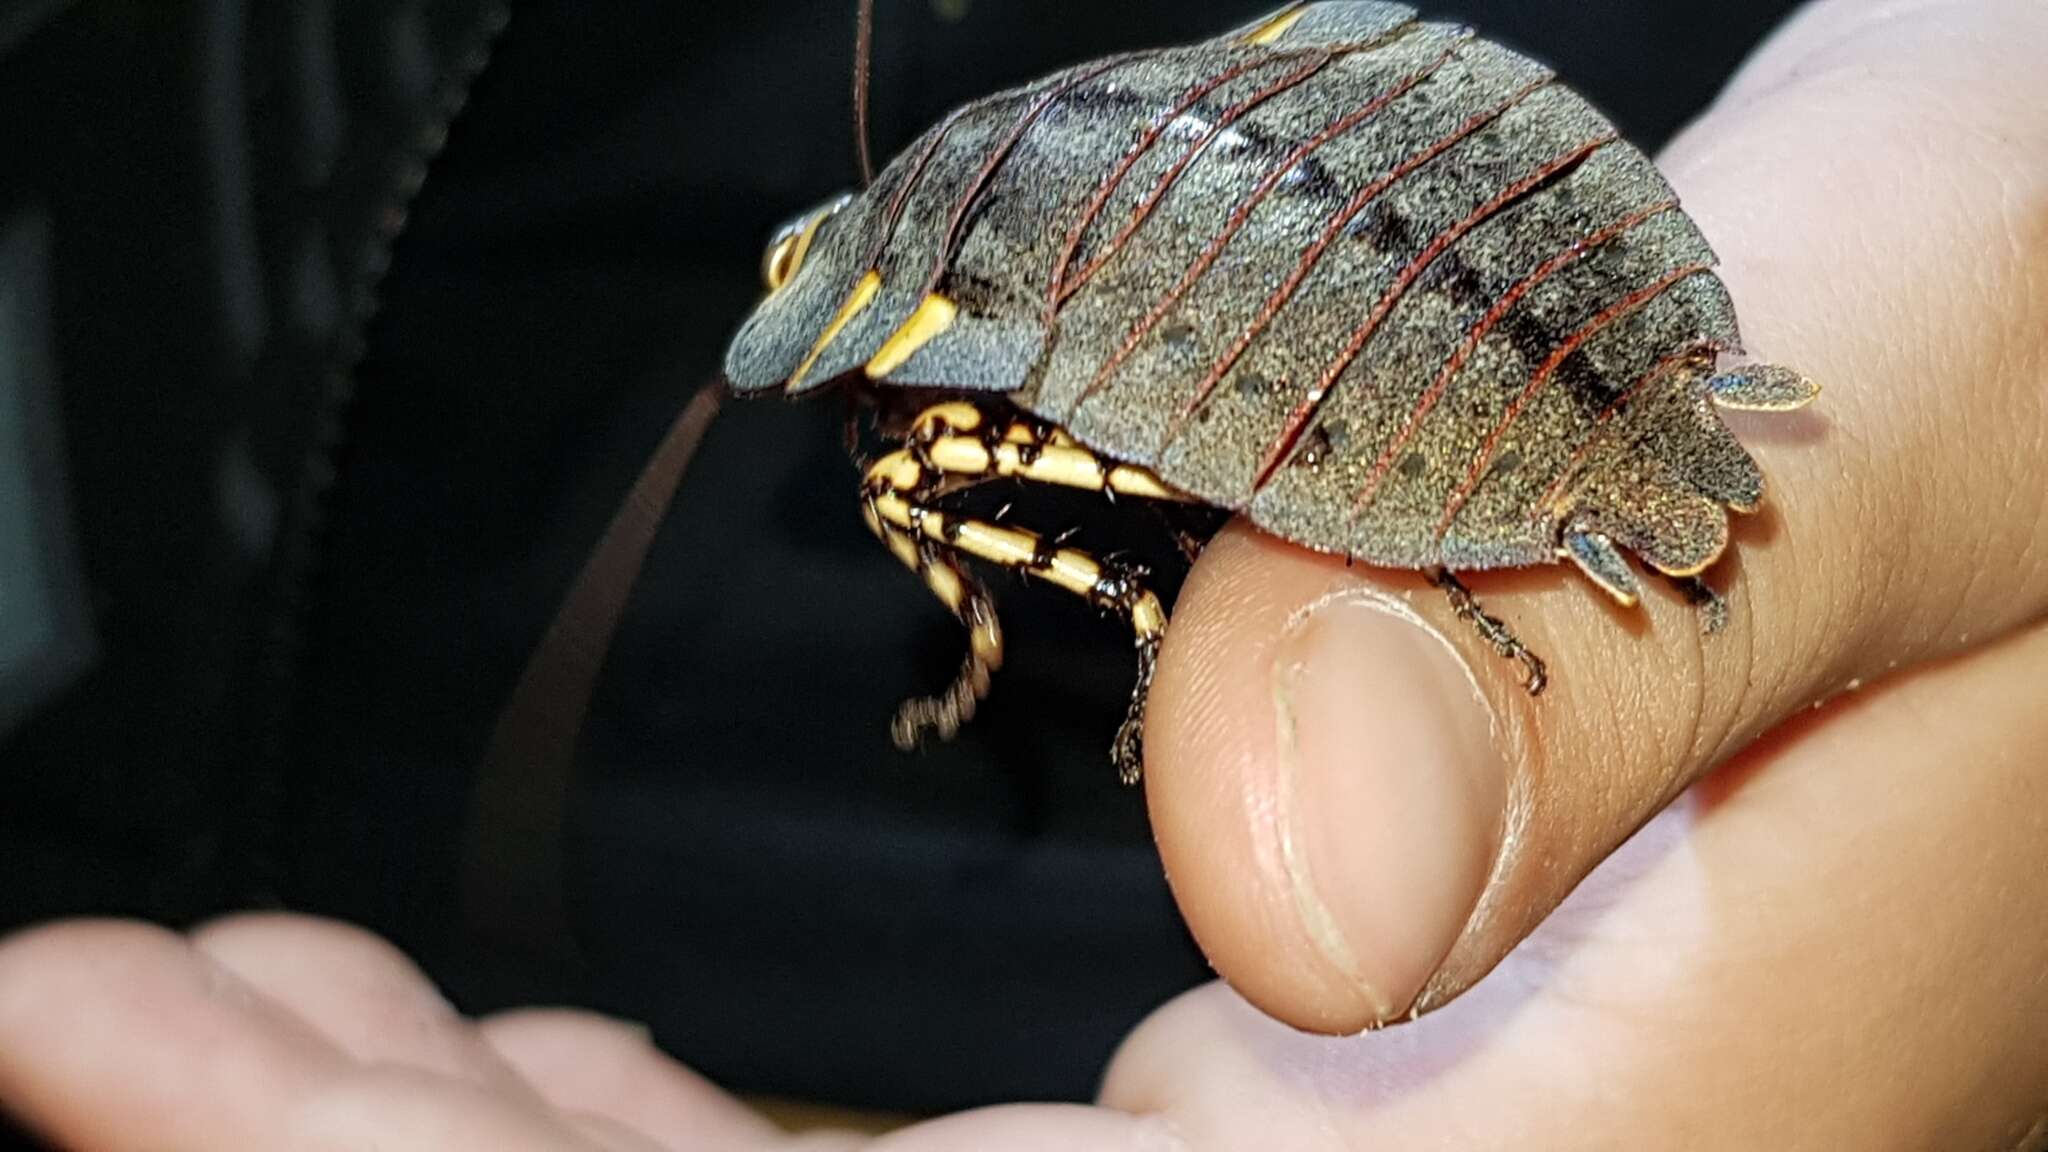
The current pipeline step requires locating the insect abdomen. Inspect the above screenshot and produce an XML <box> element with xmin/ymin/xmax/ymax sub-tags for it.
<box><xmin>767</xmin><ymin>3</ymin><xmax>1768</xmax><ymax>576</ymax></box>
<box><xmin>984</xmin><ymin>15</ymin><xmax>1756</xmax><ymax>572</ymax></box>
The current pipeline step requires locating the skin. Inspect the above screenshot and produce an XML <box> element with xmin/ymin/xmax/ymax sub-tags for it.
<box><xmin>2</xmin><ymin>0</ymin><xmax>2044</xmax><ymax>1146</ymax></box>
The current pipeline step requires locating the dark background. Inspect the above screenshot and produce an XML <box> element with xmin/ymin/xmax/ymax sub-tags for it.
<box><xmin>1</xmin><ymin>0</ymin><xmax>1800</xmax><ymax>1116</ymax></box>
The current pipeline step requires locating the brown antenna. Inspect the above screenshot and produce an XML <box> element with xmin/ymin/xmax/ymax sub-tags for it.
<box><xmin>464</xmin><ymin>380</ymin><xmax>722</xmax><ymax>973</ymax></box>
<box><xmin>855</xmin><ymin>0</ymin><xmax>876</xmax><ymax>185</ymax></box>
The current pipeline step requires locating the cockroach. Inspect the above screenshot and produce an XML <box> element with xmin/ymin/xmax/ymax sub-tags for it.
<box><xmin>715</xmin><ymin>0</ymin><xmax>1819</xmax><ymax>784</ymax></box>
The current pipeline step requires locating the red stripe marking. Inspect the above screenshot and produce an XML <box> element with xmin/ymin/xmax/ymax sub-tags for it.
<box><xmin>1047</xmin><ymin>52</ymin><xmax>1317</xmax><ymax>315</ymax></box>
<box><xmin>1069</xmin><ymin>44</ymin><xmax>1465</xmax><ymax>416</ymax></box>
<box><xmin>1187</xmin><ymin>80</ymin><xmax>1567</xmax><ymax>467</ymax></box>
<box><xmin>1254</xmin><ymin>125</ymin><xmax>1610</xmax><ymax>491</ymax></box>
<box><xmin>863</xmin><ymin>102</ymin><xmax>975</xmax><ymax>271</ymax></box>
<box><xmin>867</xmin><ymin>65</ymin><xmax>1119</xmax><ymax>267</ymax></box>
<box><xmin>925</xmin><ymin>52</ymin><xmax>1156</xmax><ymax>296</ymax></box>
<box><xmin>1534</xmin><ymin>344</ymin><xmax>1713</xmax><ymax>517</ymax></box>
<box><xmin>1428</xmin><ymin>207</ymin><xmax>1681</xmax><ymax>539</ymax></box>
<box><xmin>1051</xmin><ymin>50</ymin><xmax>1336</xmax><ymax>313</ymax></box>
<box><xmin>1428</xmin><ymin>262</ymin><xmax>1710</xmax><ymax>536</ymax></box>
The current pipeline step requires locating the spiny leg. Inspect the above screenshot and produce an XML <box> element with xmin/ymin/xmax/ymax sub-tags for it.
<box><xmin>906</xmin><ymin>407</ymin><xmax>1216</xmax><ymax>572</ymax></box>
<box><xmin>869</xmin><ymin>487</ymin><xmax>1167</xmax><ymax>783</ymax></box>
<box><xmin>898</xmin><ymin>401</ymin><xmax>1192</xmax><ymax>504</ymax></box>
<box><xmin>861</xmin><ymin>501</ymin><xmax>1005</xmax><ymax>749</ymax></box>
<box><xmin>841</xmin><ymin>392</ymin><xmax>871</xmax><ymax>470</ymax></box>
<box><xmin>1432</xmin><ymin>569</ymin><xmax>1548</xmax><ymax>695</ymax></box>
<box><xmin>1668</xmin><ymin>574</ymin><xmax>1730</xmax><ymax>636</ymax></box>
<box><xmin>1151</xmin><ymin>501</ymin><xmax>1224</xmax><ymax>565</ymax></box>
<box><xmin>866</xmin><ymin>405</ymin><xmax>1181</xmax><ymax>782</ymax></box>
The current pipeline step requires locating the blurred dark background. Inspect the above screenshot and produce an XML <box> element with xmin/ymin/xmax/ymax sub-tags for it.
<box><xmin>1</xmin><ymin>0</ymin><xmax>1800</xmax><ymax>1117</ymax></box>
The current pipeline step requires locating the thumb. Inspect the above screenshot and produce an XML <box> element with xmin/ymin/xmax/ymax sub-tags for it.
<box><xmin>1145</xmin><ymin>0</ymin><xmax>2048</xmax><ymax>1033</ymax></box>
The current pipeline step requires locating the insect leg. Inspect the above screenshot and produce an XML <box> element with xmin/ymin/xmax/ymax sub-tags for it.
<box><xmin>904</xmin><ymin>402</ymin><xmax>1193</xmax><ymax>503</ymax></box>
<box><xmin>865</xmin><ymin>403</ymin><xmax>1188</xmax><ymax>779</ymax></box>
<box><xmin>866</xmin><ymin>473</ymin><xmax>1167</xmax><ymax>783</ymax></box>
<box><xmin>1668</xmin><ymin>574</ymin><xmax>1730</xmax><ymax>636</ymax></box>
<box><xmin>1152</xmin><ymin>503</ymin><xmax>1213</xmax><ymax>564</ymax></box>
<box><xmin>1432</xmin><ymin>569</ymin><xmax>1549</xmax><ymax>695</ymax></box>
<box><xmin>861</xmin><ymin>498</ymin><xmax>1006</xmax><ymax>750</ymax></box>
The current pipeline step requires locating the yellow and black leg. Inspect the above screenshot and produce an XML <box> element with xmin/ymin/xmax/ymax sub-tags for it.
<box><xmin>863</xmin><ymin>402</ymin><xmax>1186</xmax><ymax>783</ymax></box>
<box><xmin>860</xmin><ymin>500</ymin><xmax>1005</xmax><ymax>750</ymax></box>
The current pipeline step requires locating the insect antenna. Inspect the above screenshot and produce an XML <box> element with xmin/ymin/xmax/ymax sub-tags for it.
<box><xmin>854</xmin><ymin>0</ymin><xmax>877</xmax><ymax>185</ymax></box>
<box><xmin>466</xmin><ymin>377</ymin><xmax>724</xmax><ymax>963</ymax></box>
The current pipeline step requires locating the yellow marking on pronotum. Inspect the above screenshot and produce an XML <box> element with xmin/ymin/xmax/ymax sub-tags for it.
<box><xmin>866</xmin><ymin>293</ymin><xmax>958</xmax><ymax>378</ymax></box>
<box><xmin>779</xmin><ymin>207</ymin><xmax>835</xmax><ymax>288</ymax></box>
<box><xmin>788</xmin><ymin>270</ymin><xmax>882</xmax><ymax>390</ymax></box>
<box><xmin>1245</xmin><ymin>3</ymin><xmax>1309</xmax><ymax>45</ymax></box>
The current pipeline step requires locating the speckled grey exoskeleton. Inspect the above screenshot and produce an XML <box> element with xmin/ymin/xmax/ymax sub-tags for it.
<box><xmin>723</xmin><ymin>0</ymin><xmax>1820</xmax><ymax>782</ymax></box>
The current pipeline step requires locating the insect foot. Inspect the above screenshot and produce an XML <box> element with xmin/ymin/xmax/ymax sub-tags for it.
<box><xmin>1673</xmin><ymin>574</ymin><xmax>1730</xmax><ymax>636</ymax></box>
<box><xmin>1093</xmin><ymin>559</ymin><xmax>1168</xmax><ymax>784</ymax></box>
<box><xmin>1433</xmin><ymin>569</ymin><xmax>1548</xmax><ymax>695</ymax></box>
<box><xmin>1114</xmin><ymin>629</ymin><xmax>1161</xmax><ymax>787</ymax></box>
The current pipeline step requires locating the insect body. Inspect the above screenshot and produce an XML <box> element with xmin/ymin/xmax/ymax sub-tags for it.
<box><xmin>724</xmin><ymin>1</ymin><xmax>1819</xmax><ymax>781</ymax></box>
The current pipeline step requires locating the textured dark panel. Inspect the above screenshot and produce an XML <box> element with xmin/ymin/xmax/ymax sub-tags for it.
<box><xmin>0</xmin><ymin>0</ymin><xmax>71</xmax><ymax>55</ymax></box>
<box><xmin>0</xmin><ymin>0</ymin><xmax>508</xmax><ymax>924</ymax></box>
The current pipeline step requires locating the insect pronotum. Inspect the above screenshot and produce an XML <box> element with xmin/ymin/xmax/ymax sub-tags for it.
<box><xmin>723</xmin><ymin>1</ymin><xmax>1820</xmax><ymax>783</ymax></box>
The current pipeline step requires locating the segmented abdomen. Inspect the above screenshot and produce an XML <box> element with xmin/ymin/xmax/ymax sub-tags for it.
<box><xmin>869</xmin><ymin>2</ymin><xmax>1750</xmax><ymax>569</ymax></box>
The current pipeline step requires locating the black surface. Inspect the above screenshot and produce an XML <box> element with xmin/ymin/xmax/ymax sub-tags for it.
<box><xmin>1</xmin><ymin>0</ymin><xmax>1803</xmax><ymax>1118</ymax></box>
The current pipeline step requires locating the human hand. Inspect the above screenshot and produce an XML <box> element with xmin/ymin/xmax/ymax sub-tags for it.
<box><xmin>1126</xmin><ymin>0</ymin><xmax>2048</xmax><ymax>1144</ymax></box>
<box><xmin>0</xmin><ymin>916</ymin><xmax>862</xmax><ymax>1151</ymax></box>
<box><xmin>4</xmin><ymin>1</ymin><xmax>2044</xmax><ymax>1148</ymax></box>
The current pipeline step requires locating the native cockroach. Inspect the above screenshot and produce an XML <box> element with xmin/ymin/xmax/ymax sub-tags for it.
<box><xmin>722</xmin><ymin>0</ymin><xmax>1819</xmax><ymax>783</ymax></box>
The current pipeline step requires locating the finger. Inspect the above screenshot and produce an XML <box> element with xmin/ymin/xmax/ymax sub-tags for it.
<box><xmin>0</xmin><ymin>921</ymin><xmax>604</xmax><ymax>1151</ymax></box>
<box><xmin>0</xmin><ymin>921</ymin><xmax>350</xmax><ymax>1150</ymax></box>
<box><xmin>194</xmin><ymin>917</ymin><xmax>782</xmax><ymax>1150</ymax></box>
<box><xmin>481</xmin><ymin>1008</ymin><xmax>787</xmax><ymax>1151</ymax></box>
<box><xmin>1114</xmin><ymin>620</ymin><xmax>2048</xmax><ymax>1148</ymax></box>
<box><xmin>193</xmin><ymin>914</ymin><xmax>537</xmax><ymax>1098</ymax></box>
<box><xmin>1147</xmin><ymin>0</ymin><xmax>2048</xmax><ymax>1031</ymax></box>
<box><xmin>864</xmin><ymin>1105</ymin><xmax>1183</xmax><ymax>1152</ymax></box>
<box><xmin>568</xmin><ymin>1112</ymin><xmax>686</xmax><ymax>1152</ymax></box>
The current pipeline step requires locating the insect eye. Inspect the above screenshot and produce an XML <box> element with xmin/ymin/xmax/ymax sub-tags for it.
<box><xmin>763</xmin><ymin>233</ymin><xmax>802</xmax><ymax>291</ymax></box>
<box><xmin>761</xmin><ymin>193</ymin><xmax>855</xmax><ymax>295</ymax></box>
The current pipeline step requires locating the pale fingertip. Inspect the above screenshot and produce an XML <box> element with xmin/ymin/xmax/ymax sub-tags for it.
<box><xmin>867</xmin><ymin>1104</ymin><xmax>1186</xmax><ymax>1152</ymax></box>
<box><xmin>191</xmin><ymin>914</ymin><xmax>546</xmax><ymax>1098</ymax></box>
<box><xmin>1149</xmin><ymin>525</ymin><xmax>1497</xmax><ymax>1033</ymax></box>
<box><xmin>1269</xmin><ymin>587</ymin><xmax>1508</xmax><ymax>1025</ymax></box>
<box><xmin>481</xmin><ymin>1009</ymin><xmax>784</xmax><ymax>1151</ymax></box>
